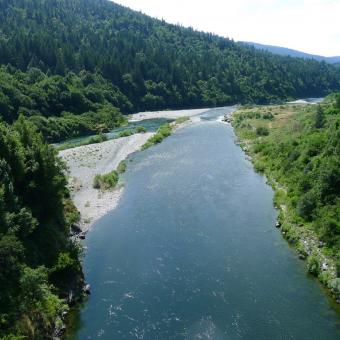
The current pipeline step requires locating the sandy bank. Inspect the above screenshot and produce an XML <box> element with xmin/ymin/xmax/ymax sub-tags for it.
<box><xmin>129</xmin><ymin>108</ymin><xmax>210</xmax><ymax>122</ymax></box>
<box><xmin>59</xmin><ymin>133</ymin><xmax>153</xmax><ymax>232</ymax></box>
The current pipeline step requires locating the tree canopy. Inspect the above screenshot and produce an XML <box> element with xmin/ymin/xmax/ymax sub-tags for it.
<box><xmin>0</xmin><ymin>0</ymin><xmax>339</xmax><ymax>138</ymax></box>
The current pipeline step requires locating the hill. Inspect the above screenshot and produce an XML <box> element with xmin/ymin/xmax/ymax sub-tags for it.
<box><xmin>242</xmin><ymin>42</ymin><xmax>340</xmax><ymax>64</ymax></box>
<box><xmin>0</xmin><ymin>0</ymin><xmax>339</xmax><ymax>142</ymax></box>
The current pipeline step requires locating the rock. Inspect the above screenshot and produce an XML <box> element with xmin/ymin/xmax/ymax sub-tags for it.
<box><xmin>68</xmin><ymin>290</ymin><xmax>74</xmax><ymax>304</ymax></box>
<box><xmin>84</xmin><ymin>284</ymin><xmax>91</xmax><ymax>295</ymax></box>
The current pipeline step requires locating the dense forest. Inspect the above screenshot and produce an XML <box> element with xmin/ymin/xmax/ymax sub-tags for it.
<box><xmin>233</xmin><ymin>96</ymin><xmax>340</xmax><ymax>297</ymax></box>
<box><xmin>0</xmin><ymin>118</ymin><xmax>84</xmax><ymax>338</ymax></box>
<box><xmin>0</xmin><ymin>0</ymin><xmax>340</xmax><ymax>141</ymax></box>
<box><xmin>0</xmin><ymin>65</ymin><xmax>128</xmax><ymax>142</ymax></box>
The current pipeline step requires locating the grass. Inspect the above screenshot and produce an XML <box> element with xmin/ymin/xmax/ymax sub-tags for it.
<box><xmin>93</xmin><ymin>170</ymin><xmax>119</xmax><ymax>190</ymax></box>
<box><xmin>118</xmin><ymin>129</ymin><xmax>134</xmax><ymax>138</ymax></box>
<box><xmin>57</xmin><ymin>133</ymin><xmax>108</xmax><ymax>151</ymax></box>
<box><xmin>93</xmin><ymin>160</ymin><xmax>127</xmax><ymax>191</ymax></box>
<box><xmin>232</xmin><ymin>102</ymin><xmax>340</xmax><ymax>302</ymax></box>
<box><xmin>175</xmin><ymin>116</ymin><xmax>189</xmax><ymax>124</ymax></box>
<box><xmin>141</xmin><ymin>123</ymin><xmax>173</xmax><ymax>150</ymax></box>
<box><xmin>117</xmin><ymin>160</ymin><xmax>127</xmax><ymax>174</ymax></box>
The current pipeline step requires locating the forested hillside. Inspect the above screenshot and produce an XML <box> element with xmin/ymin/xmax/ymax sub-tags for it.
<box><xmin>0</xmin><ymin>0</ymin><xmax>340</xmax><ymax>141</ymax></box>
<box><xmin>0</xmin><ymin>118</ymin><xmax>84</xmax><ymax>338</ymax></box>
<box><xmin>0</xmin><ymin>65</ymin><xmax>128</xmax><ymax>142</ymax></box>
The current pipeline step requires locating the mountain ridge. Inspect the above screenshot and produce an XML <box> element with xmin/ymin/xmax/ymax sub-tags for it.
<box><xmin>241</xmin><ymin>41</ymin><xmax>340</xmax><ymax>64</ymax></box>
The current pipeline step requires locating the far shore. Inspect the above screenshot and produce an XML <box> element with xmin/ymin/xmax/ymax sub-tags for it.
<box><xmin>129</xmin><ymin>108</ymin><xmax>210</xmax><ymax>121</ymax></box>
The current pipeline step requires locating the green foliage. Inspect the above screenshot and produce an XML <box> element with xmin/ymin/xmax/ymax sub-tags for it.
<box><xmin>0</xmin><ymin>0</ymin><xmax>339</xmax><ymax>129</ymax></box>
<box><xmin>262</xmin><ymin>112</ymin><xmax>274</xmax><ymax>120</ymax></box>
<box><xmin>175</xmin><ymin>116</ymin><xmax>190</xmax><ymax>124</ymax></box>
<box><xmin>314</xmin><ymin>105</ymin><xmax>325</xmax><ymax>129</ymax></box>
<box><xmin>336</xmin><ymin>94</ymin><xmax>340</xmax><ymax>109</ymax></box>
<box><xmin>136</xmin><ymin>126</ymin><xmax>146</xmax><ymax>133</ymax></box>
<box><xmin>0</xmin><ymin>118</ymin><xmax>83</xmax><ymax>338</ymax></box>
<box><xmin>141</xmin><ymin>123</ymin><xmax>173</xmax><ymax>150</ymax></box>
<box><xmin>255</xmin><ymin>126</ymin><xmax>269</xmax><ymax>136</ymax></box>
<box><xmin>118</xmin><ymin>129</ymin><xmax>134</xmax><ymax>138</ymax></box>
<box><xmin>0</xmin><ymin>66</ymin><xmax>128</xmax><ymax>142</ymax></box>
<box><xmin>117</xmin><ymin>161</ymin><xmax>127</xmax><ymax>174</ymax></box>
<box><xmin>93</xmin><ymin>170</ymin><xmax>119</xmax><ymax>191</ymax></box>
<box><xmin>307</xmin><ymin>252</ymin><xmax>321</xmax><ymax>276</ymax></box>
<box><xmin>233</xmin><ymin>98</ymin><xmax>340</xmax><ymax>265</ymax></box>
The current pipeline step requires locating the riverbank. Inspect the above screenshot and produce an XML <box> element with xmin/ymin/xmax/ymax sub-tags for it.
<box><xmin>59</xmin><ymin>113</ymin><xmax>196</xmax><ymax>235</ymax></box>
<box><xmin>59</xmin><ymin>133</ymin><xmax>154</xmax><ymax>233</ymax></box>
<box><xmin>129</xmin><ymin>108</ymin><xmax>209</xmax><ymax>121</ymax></box>
<box><xmin>231</xmin><ymin>103</ymin><xmax>340</xmax><ymax>303</ymax></box>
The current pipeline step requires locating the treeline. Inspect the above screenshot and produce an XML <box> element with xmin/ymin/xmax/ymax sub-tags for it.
<box><xmin>0</xmin><ymin>118</ymin><xmax>84</xmax><ymax>338</ymax></box>
<box><xmin>233</xmin><ymin>96</ymin><xmax>340</xmax><ymax>276</ymax></box>
<box><xmin>0</xmin><ymin>65</ymin><xmax>128</xmax><ymax>142</ymax></box>
<box><xmin>0</xmin><ymin>0</ymin><xmax>340</xmax><ymax>120</ymax></box>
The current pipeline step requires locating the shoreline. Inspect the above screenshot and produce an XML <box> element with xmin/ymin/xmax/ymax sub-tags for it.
<box><xmin>129</xmin><ymin>108</ymin><xmax>210</xmax><ymax>121</ymax></box>
<box><xmin>59</xmin><ymin>113</ymin><xmax>198</xmax><ymax>236</ymax></box>
<box><xmin>59</xmin><ymin>133</ymin><xmax>154</xmax><ymax>234</ymax></box>
<box><xmin>231</xmin><ymin>106</ymin><xmax>340</xmax><ymax>304</ymax></box>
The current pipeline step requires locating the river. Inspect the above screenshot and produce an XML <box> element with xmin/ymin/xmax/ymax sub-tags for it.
<box><xmin>68</xmin><ymin>107</ymin><xmax>340</xmax><ymax>339</ymax></box>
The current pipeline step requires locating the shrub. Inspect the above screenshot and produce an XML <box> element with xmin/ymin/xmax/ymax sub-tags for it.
<box><xmin>141</xmin><ymin>123</ymin><xmax>173</xmax><ymax>150</ymax></box>
<box><xmin>296</xmin><ymin>190</ymin><xmax>317</xmax><ymax>221</ymax></box>
<box><xmin>307</xmin><ymin>252</ymin><xmax>320</xmax><ymax>276</ymax></box>
<box><xmin>175</xmin><ymin>116</ymin><xmax>189</xmax><ymax>124</ymax></box>
<box><xmin>117</xmin><ymin>160</ymin><xmax>127</xmax><ymax>174</ymax></box>
<box><xmin>118</xmin><ymin>129</ymin><xmax>134</xmax><ymax>138</ymax></box>
<box><xmin>255</xmin><ymin>126</ymin><xmax>269</xmax><ymax>136</ymax></box>
<box><xmin>136</xmin><ymin>126</ymin><xmax>146</xmax><ymax>133</ymax></box>
<box><xmin>262</xmin><ymin>112</ymin><xmax>274</xmax><ymax>120</ymax></box>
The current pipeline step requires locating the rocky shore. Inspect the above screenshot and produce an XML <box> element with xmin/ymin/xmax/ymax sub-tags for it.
<box><xmin>59</xmin><ymin>133</ymin><xmax>154</xmax><ymax>234</ymax></box>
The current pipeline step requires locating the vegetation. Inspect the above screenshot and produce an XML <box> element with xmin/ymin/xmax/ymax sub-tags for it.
<box><xmin>93</xmin><ymin>170</ymin><xmax>119</xmax><ymax>191</ymax></box>
<box><xmin>0</xmin><ymin>0</ymin><xmax>339</xmax><ymax>144</ymax></box>
<box><xmin>93</xmin><ymin>160</ymin><xmax>127</xmax><ymax>191</ymax></box>
<box><xmin>0</xmin><ymin>66</ymin><xmax>128</xmax><ymax>143</ymax></box>
<box><xmin>232</xmin><ymin>96</ymin><xmax>340</xmax><ymax>298</ymax></box>
<box><xmin>0</xmin><ymin>117</ymin><xmax>83</xmax><ymax>339</ymax></box>
<box><xmin>141</xmin><ymin>123</ymin><xmax>173</xmax><ymax>150</ymax></box>
<box><xmin>117</xmin><ymin>161</ymin><xmax>127</xmax><ymax>174</ymax></box>
<box><xmin>136</xmin><ymin>126</ymin><xmax>147</xmax><ymax>133</ymax></box>
<box><xmin>175</xmin><ymin>116</ymin><xmax>190</xmax><ymax>124</ymax></box>
<box><xmin>118</xmin><ymin>129</ymin><xmax>134</xmax><ymax>138</ymax></box>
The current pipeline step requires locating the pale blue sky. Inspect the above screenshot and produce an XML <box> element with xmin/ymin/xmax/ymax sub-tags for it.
<box><xmin>113</xmin><ymin>0</ymin><xmax>340</xmax><ymax>57</ymax></box>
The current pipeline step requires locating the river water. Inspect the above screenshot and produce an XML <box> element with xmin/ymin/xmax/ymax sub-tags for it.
<box><xmin>69</xmin><ymin>107</ymin><xmax>340</xmax><ymax>339</ymax></box>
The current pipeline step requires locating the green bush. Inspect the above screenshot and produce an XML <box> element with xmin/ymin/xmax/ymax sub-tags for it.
<box><xmin>117</xmin><ymin>160</ymin><xmax>127</xmax><ymax>174</ymax></box>
<box><xmin>93</xmin><ymin>170</ymin><xmax>119</xmax><ymax>190</ymax></box>
<box><xmin>255</xmin><ymin>126</ymin><xmax>269</xmax><ymax>136</ymax></box>
<box><xmin>175</xmin><ymin>116</ymin><xmax>189</xmax><ymax>124</ymax></box>
<box><xmin>262</xmin><ymin>112</ymin><xmax>274</xmax><ymax>120</ymax></box>
<box><xmin>141</xmin><ymin>123</ymin><xmax>173</xmax><ymax>150</ymax></box>
<box><xmin>136</xmin><ymin>126</ymin><xmax>146</xmax><ymax>133</ymax></box>
<box><xmin>307</xmin><ymin>252</ymin><xmax>320</xmax><ymax>276</ymax></box>
<box><xmin>118</xmin><ymin>129</ymin><xmax>134</xmax><ymax>138</ymax></box>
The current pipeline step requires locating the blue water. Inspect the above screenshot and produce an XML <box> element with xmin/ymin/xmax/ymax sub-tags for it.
<box><xmin>69</xmin><ymin>107</ymin><xmax>340</xmax><ymax>339</ymax></box>
<box><xmin>58</xmin><ymin>118</ymin><xmax>172</xmax><ymax>147</ymax></box>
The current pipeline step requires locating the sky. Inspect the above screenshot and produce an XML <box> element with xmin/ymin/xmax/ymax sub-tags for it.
<box><xmin>113</xmin><ymin>0</ymin><xmax>340</xmax><ymax>57</ymax></box>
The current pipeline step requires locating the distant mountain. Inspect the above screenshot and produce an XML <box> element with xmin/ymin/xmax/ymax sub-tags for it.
<box><xmin>242</xmin><ymin>42</ymin><xmax>340</xmax><ymax>64</ymax></box>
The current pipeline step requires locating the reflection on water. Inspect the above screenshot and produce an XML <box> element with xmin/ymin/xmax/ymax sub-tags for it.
<box><xmin>68</xmin><ymin>107</ymin><xmax>339</xmax><ymax>339</ymax></box>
